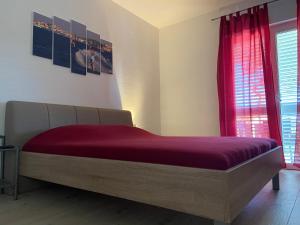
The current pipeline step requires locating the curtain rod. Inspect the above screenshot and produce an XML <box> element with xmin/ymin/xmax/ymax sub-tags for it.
<box><xmin>211</xmin><ymin>0</ymin><xmax>281</xmax><ymax>21</ymax></box>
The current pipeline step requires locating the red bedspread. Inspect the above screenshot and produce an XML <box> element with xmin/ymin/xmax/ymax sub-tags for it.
<box><xmin>23</xmin><ymin>125</ymin><xmax>278</xmax><ymax>170</ymax></box>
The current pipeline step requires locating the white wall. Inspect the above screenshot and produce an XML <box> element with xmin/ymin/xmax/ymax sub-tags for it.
<box><xmin>0</xmin><ymin>0</ymin><xmax>161</xmax><ymax>135</ymax></box>
<box><xmin>159</xmin><ymin>0</ymin><xmax>296</xmax><ymax>136</ymax></box>
<box><xmin>160</xmin><ymin>14</ymin><xmax>220</xmax><ymax>136</ymax></box>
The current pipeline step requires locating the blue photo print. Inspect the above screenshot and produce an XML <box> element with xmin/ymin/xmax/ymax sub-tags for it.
<box><xmin>32</xmin><ymin>12</ymin><xmax>52</xmax><ymax>59</ymax></box>
<box><xmin>101</xmin><ymin>39</ymin><xmax>113</xmax><ymax>74</ymax></box>
<box><xmin>53</xmin><ymin>17</ymin><xmax>71</xmax><ymax>68</ymax></box>
<box><xmin>87</xmin><ymin>31</ymin><xmax>101</xmax><ymax>75</ymax></box>
<box><xmin>71</xmin><ymin>20</ymin><xmax>87</xmax><ymax>75</ymax></box>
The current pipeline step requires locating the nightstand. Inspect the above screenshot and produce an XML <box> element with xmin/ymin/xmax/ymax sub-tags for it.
<box><xmin>0</xmin><ymin>135</ymin><xmax>19</xmax><ymax>200</ymax></box>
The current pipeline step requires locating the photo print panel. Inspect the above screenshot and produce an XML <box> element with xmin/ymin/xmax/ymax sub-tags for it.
<box><xmin>53</xmin><ymin>17</ymin><xmax>71</xmax><ymax>68</ymax></box>
<box><xmin>87</xmin><ymin>31</ymin><xmax>101</xmax><ymax>75</ymax></box>
<box><xmin>100</xmin><ymin>39</ymin><xmax>113</xmax><ymax>74</ymax></box>
<box><xmin>71</xmin><ymin>20</ymin><xmax>87</xmax><ymax>75</ymax></box>
<box><xmin>32</xmin><ymin>12</ymin><xmax>53</xmax><ymax>59</ymax></box>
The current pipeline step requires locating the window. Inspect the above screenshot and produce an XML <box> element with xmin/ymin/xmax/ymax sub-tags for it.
<box><xmin>271</xmin><ymin>20</ymin><xmax>297</xmax><ymax>164</ymax></box>
<box><xmin>233</xmin><ymin>28</ymin><xmax>270</xmax><ymax>139</ymax></box>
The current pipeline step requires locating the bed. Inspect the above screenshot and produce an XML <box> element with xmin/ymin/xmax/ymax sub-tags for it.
<box><xmin>4</xmin><ymin>101</ymin><xmax>283</xmax><ymax>225</ymax></box>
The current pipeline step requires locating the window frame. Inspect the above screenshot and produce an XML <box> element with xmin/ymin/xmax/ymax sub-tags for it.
<box><xmin>270</xmin><ymin>19</ymin><xmax>296</xmax><ymax>98</ymax></box>
<box><xmin>270</xmin><ymin>19</ymin><xmax>297</xmax><ymax>169</ymax></box>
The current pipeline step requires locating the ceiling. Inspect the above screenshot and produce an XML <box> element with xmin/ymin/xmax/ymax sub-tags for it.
<box><xmin>112</xmin><ymin>0</ymin><xmax>247</xmax><ymax>28</ymax></box>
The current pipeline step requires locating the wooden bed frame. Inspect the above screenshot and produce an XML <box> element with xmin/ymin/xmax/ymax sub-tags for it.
<box><xmin>4</xmin><ymin>101</ymin><xmax>282</xmax><ymax>225</ymax></box>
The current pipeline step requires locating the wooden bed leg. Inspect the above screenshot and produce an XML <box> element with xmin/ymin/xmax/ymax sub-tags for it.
<box><xmin>214</xmin><ymin>221</ymin><xmax>231</xmax><ymax>225</ymax></box>
<box><xmin>272</xmin><ymin>173</ymin><xmax>280</xmax><ymax>191</ymax></box>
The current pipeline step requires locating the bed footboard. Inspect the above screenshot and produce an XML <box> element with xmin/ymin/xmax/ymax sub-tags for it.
<box><xmin>19</xmin><ymin>146</ymin><xmax>282</xmax><ymax>224</ymax></box>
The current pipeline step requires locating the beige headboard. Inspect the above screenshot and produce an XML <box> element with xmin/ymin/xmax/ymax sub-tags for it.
<box><xmin>3</xmin><ymin>101</ymin><xmax>133</xmax><ymax>193</ymax></box>
<box><xmin>5</xmin><ymin>101</ymin><xmax>133</xmax><ymax>148</ymax></box>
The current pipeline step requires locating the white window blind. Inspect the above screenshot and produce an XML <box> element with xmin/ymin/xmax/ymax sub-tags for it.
<box><xmin>233</xmin><ymin>31</ymin><xmax>270</xmax><ymax>138</ymax></box>
<box><xmin>276</xmin><ymin>29</ymin><xmax>298</xmax><ymax>163</ymax></box>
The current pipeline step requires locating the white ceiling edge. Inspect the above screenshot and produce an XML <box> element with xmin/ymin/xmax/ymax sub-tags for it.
<box><xmin>111</xmin><ymin>0</ymin><xmax>249</xmax><ymax>28</ymax></box>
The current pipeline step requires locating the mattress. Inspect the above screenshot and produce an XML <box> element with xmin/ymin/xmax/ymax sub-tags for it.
<box><xmin>22</xmin><ymin>125</ymin><xmax>278</xmax><ymax>170</ymax></box>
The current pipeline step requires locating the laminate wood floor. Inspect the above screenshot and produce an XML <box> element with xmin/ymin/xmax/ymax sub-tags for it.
<box><xmin>0</xmin><ymin>170</ymin><xmax>299</xmax><ymax>225</ymax></box>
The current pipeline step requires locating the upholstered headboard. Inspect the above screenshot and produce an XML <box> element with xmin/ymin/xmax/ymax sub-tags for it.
<box><xmin>3</xmin><ymin>101</ymin><xmax>133</xmax><ymax>193</ymax></box>
<box><xmin>5</xmin><ymin>101</ymin><xmax>133</xmax><ymax>148</ymax></box>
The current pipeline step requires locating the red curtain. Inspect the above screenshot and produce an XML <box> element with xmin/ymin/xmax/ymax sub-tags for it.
<box><xmin>295</xmin><ymin>0</ymin><xmax>300</xmax><ymax>167</ymax></box>
<box><xmin>217</xmin><ymin>4</ymin><xmax>282</xmax><ymax>146</ymax></box>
